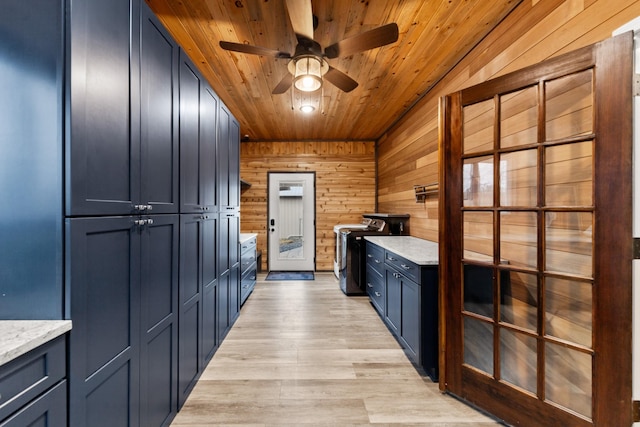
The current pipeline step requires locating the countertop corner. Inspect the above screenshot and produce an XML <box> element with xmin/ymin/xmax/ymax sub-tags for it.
<box><xmin>0</xmin><ymin>320</ymin><xmax>72</xmax><ymax>367</ymax></box>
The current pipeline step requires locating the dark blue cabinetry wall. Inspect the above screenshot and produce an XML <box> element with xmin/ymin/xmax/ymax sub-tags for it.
<box><xmin>0</xmin><ymin>0</ymin><xmax>64</xmax><ymax>319</ymax></box>
<box><xmin>2</xmin><ymin>0</ymin><xmax>241</xmax><ymax>425</ymax></box>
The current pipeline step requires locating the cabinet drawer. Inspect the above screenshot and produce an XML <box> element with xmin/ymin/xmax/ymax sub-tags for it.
<box><xmin>0</xmin><ymin>380</ymin><xmax>66</xmax><ymax>427</ymax></box>
<box><xmin>0</xmin><ymin>336</ymin><xmax>66</xmax><ymax>422</ymax></box>
<box><xmin>366</xmin><ymin>264</ymin><xmax>385</xmax><ymax>314</ymax></box>
<box><xmin>365</xmin><ymin>243</ymin><xmax>385</xmax><ymax>275</ymax></box>
<box><xmin>240</xmin><ymin>237</ymin><xmax>256</xmax><ymax>254</ymax></box>
<box><xmin>385</xmin><ymin>251</ymin><xmax>420</xmax><ymax>284</ymax></box>
<box><xmin>241</xmin><ymin>250</ymin><xmax>256</xmax><ymax>273</ymax></box>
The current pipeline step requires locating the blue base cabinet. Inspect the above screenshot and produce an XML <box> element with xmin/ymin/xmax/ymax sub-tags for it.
<box><xmin>366</xmin><ymin>242</ymin><xmax>439</xmax><ymax>381</ymax></box>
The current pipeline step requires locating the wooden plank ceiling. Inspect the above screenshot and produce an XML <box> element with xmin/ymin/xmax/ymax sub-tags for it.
<box><xmin>146</xmin><ymin>0</ymin><xmax>521</xmax><ymax>142</ymax></box>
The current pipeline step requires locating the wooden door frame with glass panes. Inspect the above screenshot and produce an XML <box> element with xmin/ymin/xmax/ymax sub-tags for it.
<box><xmin>439</xmin><ymin>32</ymin><xmax>633</xmax><ymax>426</ymax></box>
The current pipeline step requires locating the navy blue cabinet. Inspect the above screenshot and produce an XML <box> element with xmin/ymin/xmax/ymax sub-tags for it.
<box><xmin>366</xmin><ymin>242</ymin><xmax>439</xmax><ymax>381</ymax></box>
<box><xmin>68</xmin><ymin>215</ymin><xmax>179</xmax><ymax>426</ymax></box>
<box><xmin>178</xmin><ymin>213</ymin><xmax>219</xmax><ymax>407</ymax></box>
<box><xmin>0</xmin><ymin>0</ymin><xmax>64</xmax><ymax>319</ymax></box>
<box><xmin>180</xmin><ymin>53</ymin><xmax>219</xmax><ymax>214</ymax></box>
<box><xmin>67</xmin><ymin>217</ymin><xmax>142</xmax><ymax>427</ymax></box>
<box><xmin>67</xmin><ymin>0</ymin><xmax>141</xmax><ymax>216</ymax></box>
<box><xmin>140</xmin><ymin>5</ymin><xmax>180</xmax><ymax>215</ymax></box>
<box><xmin>140</xmin><ymin>215</ymin><xmax>179</xmax><ymax>427</ymax></box>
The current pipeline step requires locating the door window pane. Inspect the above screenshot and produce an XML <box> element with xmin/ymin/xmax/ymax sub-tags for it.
<box><xmin>545</xmin><ymin>343</ymin><xmax>592</xmax><ymax>419</ymax></box>
<box><xmin>500</xmin><ymin>211</ymin><xmax>537</xmax><ymax>269</ymax></box>
<box><xmin>500</xmin><ymin>329</ymin><xmax>537</xmax><ymax>394</ymax></box>
<box><xmin>500</xmin><ymin>271</ymin><xmax>537</xmax><ymax>331</ymax></box>
<box><xmin>545</xmin><ymin>212</ymin><xmax>592</xmax><ymax>277</ymax></box>
<box><xmin>463</xmin><ymin>156</ymin><xmax>494</xmax><ymax>207</ymax></box>
<box><xmin>500</xmin><ymin>86</ymin><xmax>538</xmax><ymax>148</ymax></box>
<box><xmin>545</xmin><ymin>141</ymin><xmax>593</xmax><ymax>207</ymax></box>
<box><xmin>500</xmin><ymin>150</ymin><xmax>537</xmax><ymax>207</ymax></box>
<box><xmin>278</xmin><ymin>182</ymin><xmax>304</xmax><ymax>259</ymax></box>
<box><xmin>545</xmin><ymin>277</ymin><xmax>592</xmax><ymax>348</ymax></box>
<box><xmin>463</xmin><ymin>211</ymin><xmax>493</xmax><ymax>262</ymax></box>
<box><xmin>464</xmin><ymin>264</ymin><xmax>494</xmax><ymax>318</ymax></box>
<box><xmin>464</xmin><ymin>99</ymin><xmax>495</xmax><ymax>154</ymax></box>
<box><xmin>545</xmin><ymin>70</ymin><xmax>593</xmax><ymax>141</ymax></box>
<box><xmin>464</xmin><ymin>316</ymin><xmax>494</xmax><ymax>375</ymax></box>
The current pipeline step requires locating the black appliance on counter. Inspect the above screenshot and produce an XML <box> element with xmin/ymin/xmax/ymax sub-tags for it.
<box><xmin>336</xmin><ymin>213</ymin><xmax>410</xmax><ymax>296</ymax></box>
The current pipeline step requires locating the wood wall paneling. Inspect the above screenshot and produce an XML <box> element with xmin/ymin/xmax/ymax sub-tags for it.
<box><xmin>377</xmin><ymin>0</ymin><xmax>640</xmax><ymax>243</ymax></box>
<box><xmin>240</xmin><ymin>141</ymin><xmax>376</xmax><ymax>271</ymax></box>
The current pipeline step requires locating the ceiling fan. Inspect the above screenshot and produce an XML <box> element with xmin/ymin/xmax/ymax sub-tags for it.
<box><xmin>219</xmin><ymin>0</ymin><xmax>399</xmax><ymax>95</ymax></box>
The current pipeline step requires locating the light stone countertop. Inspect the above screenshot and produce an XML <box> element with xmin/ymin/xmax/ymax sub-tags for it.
<box><xmin>0</xmin><ymin>320</ymin><xmax>72</xmax><ymax>367</ymax></box>
<box><xmin>364</xmin><ymin>236</ymin><xmax>439</xmax><ymax>265</ymax></box>
<box><xmin>239</xmin><ymin>233</ymin><xmax>257</xmax><ymax>244</ymax></box>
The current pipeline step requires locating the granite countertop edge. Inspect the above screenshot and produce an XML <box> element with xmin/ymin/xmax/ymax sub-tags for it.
<box><xmin>364</xmin><ymin>235</ymin><xmax>439</xmax><ymax>265</ymax></box>
<box><xmin>239</xmin><ymin>233</ymin><xmax>258</xmax><ymax>244</ymax></box>
<box><xmin>0</xmin><ymin>320</ymin><xmax>72</xmax><ymax>367</ymax></box>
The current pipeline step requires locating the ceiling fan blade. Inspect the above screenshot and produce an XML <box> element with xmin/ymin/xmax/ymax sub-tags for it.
<box><xmin>324</xmin><ymin>67</ymin><xmax>358</xmax><ymax>93</ymax></box>
<box><xmin>284</xmin><ymin>0</ymin><xmax>314</xmax><ymax>41</ymax></box>
<box><xmin>324</xmin><ymin>23</ymin><xmax>399</xmax><ymax>59</ymax></box>
<box><xmin>272</xmin><ymin>73</ymin><xmax>293</xmax><ymax>94</ymax></box>
<box><xmin>219</xmin><ymin>41</ymin><xmax>291</xmax><ymax>58</ymax></box>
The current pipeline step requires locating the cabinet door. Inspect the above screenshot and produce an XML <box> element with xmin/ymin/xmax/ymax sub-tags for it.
<box><xmin>67</xmin><ymin>217</ymin><xmax>141</xmax><ymax>427</ymax></box>
<box><xmin>178</xmin><ymin>214</ymin><xmax>203</xmax><ymax>407</ymax></box>
<box><xmin>140</xmin><ymin>4</ymin><xmax>179</xmax><ymax>214</ymax></box>
<box><xmin>202</xmin><ymin>214</ymin><xmax>218</xmax><ymax>363</ymax></box>
<box><xmin>217</xmin><ymin>105</ymin><xmax>230</xmax><ymax>208</ymax></box>
<box><xmin>140</xmin><ymin>215</ymin><xmax>178</xmax><ymax>427</ymax></box>
<box><xmin>0</xmin><ymin>0</ymin><xmax>64</xmax><ymax>319</ymax></box>
<box><xmin>179</xmin><ymin>53</ymin><xmax>204</xmax><ymax>213</ymax></box>
<box><xmin>68</xmin><ymin>0</ymin><xmax>140</xmax><ymax>216</ymax></box>
<box><xmin>385</xmin><ymin>269</ymin><xmax>401</xmax><ymax>334</ymax></box>
<box><xmin>201</xmin><ymin>85</ymin><xmax>219</xmax><ymax>212</ymax></box>
<box><xmin>401</xmin><ymin>277</ymin><xmax>421</xmax><ymax>361</ymax></box>
<box><xmin>228</xmin><ymin>115</ymin><xmax>240</xmax><ymax>207</ymax></box>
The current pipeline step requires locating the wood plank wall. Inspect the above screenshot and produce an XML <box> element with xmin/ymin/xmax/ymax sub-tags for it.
<box><xmin>376</xmin><ymin>0</ymin><xmax>640</xmax><ymax>242</ymax></box>
<box><xmin>240</xmin><ymin>141</ymin><xmax>376</xmax><ymax>271</ymax></box>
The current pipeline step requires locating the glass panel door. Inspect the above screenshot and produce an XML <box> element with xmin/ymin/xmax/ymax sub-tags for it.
<box><xmin>440</xmin><ymin>33</ymin><xmax>633</xmax><ymax>427</ymax></box>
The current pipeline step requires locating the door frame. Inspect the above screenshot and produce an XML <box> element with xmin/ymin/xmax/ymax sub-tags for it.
<box><xmin>439</xmin><ymin>32</ymin><xmax>633</xmax><ymax>426</ymax></box>
<box><xmin>267</xmin><ymin>171</ymin><xmax>316</xmax><ymax>271</ymax></box>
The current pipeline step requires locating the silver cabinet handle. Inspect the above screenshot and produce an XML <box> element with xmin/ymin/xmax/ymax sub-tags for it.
<box><xmin>393</xmin><ymin>272</ymin><xmax>401</xmax><ymax>279</ymax></box>
<box><xmin>387</xmin><ymin>256</ymin><xmax>396</xmax><ymax>261</ymax></box>
<box><xmin>367</xmin><ymin>254</ymin><xmax>372</xmax><ymax>258</ymax></box>
<box><xmin>374</xmin><ymin>292</ymin><xmax>381</xmax><ymax>297</ymax></box>
<box><xmin>367</xmin><ymin>282</ymin><xmax>373</xmax><ymax>288</ymax></box>
<box><xmin>134</xmin><ymin>219</ymin><xmax>146</xmax><ymax>226</ymax></box>
<box><xmin>401</xmin><ymin>264</ymin><xmax>411</xmax><ymax>270</ymax></box>
<box><xmin>147</xmin><ymin>218</ymin><xmax>154</xmax><ymax>225</ymax></box>
<box><xmin>374</xmin><ymin>259</ymin><xmax>381</xmax><ymax>264</ymax></box>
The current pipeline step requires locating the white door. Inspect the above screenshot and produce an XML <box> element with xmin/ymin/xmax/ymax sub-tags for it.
<box><xmin>268</xmin><ymin>172</ymin><xmax>315</xmax><ymax>271</ymax></box>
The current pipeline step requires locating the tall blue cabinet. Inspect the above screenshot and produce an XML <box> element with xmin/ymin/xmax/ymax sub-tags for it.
<box><xmin>1</xmin><ymin>0</ymin><xmax>242</xmax><ymax>425</ymax></box>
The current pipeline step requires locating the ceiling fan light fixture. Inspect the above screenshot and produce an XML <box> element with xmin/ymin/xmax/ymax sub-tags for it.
<box><xmin>300</xmin><ymin>104</ymin><xmax>315</xmax><ymax>113</ymax></box>
<box><xmin>290</xmin><ymin>55</ymin><xmax>327</xmax><ymax>92</ymax></box>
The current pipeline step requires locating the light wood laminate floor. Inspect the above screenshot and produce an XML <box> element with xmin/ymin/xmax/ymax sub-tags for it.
<box><xmin>171</xmin><ymin>272</ymin><xmax>504</xmax><ymax>426</ymax></box>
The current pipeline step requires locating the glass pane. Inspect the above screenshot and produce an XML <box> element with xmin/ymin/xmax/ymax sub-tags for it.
<box><xmin>464</xmin><ymin>99</ymin><xmax>495</xmax><ymax>154</ymax></box>
<box><xmin>500</xmin><ymin>211</ymin><xmax>537</xmax><ymax>269</ymax></box>
<box><xmin>464</xmin><ymin>264</ymin><xmax>494</xmax><ymax>318</ymax></box>
<box><xmin>463</xmin><ymin>211</ymin><xmax>493</xmax><ymax>262</ymax></box>
<box><xmin>545</xmin><ymin>141</ymin><xmax>593</xmax><ymax>207</ymax></box>
<box><xmin>500</xmin><ymin>87</ymin><xmax>538</xmax><ymax>148</ymax></box>
<box><xmin>500</xmin><ymin>329</ymin><xmax>537</xmax><ymax>394</ymax></box>
<box><xmin>463</xmin><ymin>156</ymin><xmax>494</xmax><ymax>207</ymax></box>
<box><xmin>545</xmin><ymin>277</ymin><xmax>592</xmax><ymax>348</ymax></box>
<box><xmin>545</xmin><ymin>212</ymin><xmax>592</xmax><ymax>277</ymax></box>
<box><xmin>464</xmin><ymin>316</ymin><xmax>494</xmax><ymax>375</ymax></box>
<box><xmin>546</xmin><ymin>343</ymin><xmax>592</xmax><ymax>419</ymax></box>
<box><xmin>500</xmin><ymin>150</ymin><xmax>537</xmax><ymax>207</ymax></box>
<box><xmin>545</xmin><ymin>70</ymin><xmax>593</xmax><ymax>141</ymax></box>
<box><xmin>278</xmin><ymin>182</ymin><xmax>304</xmax><ymax>259</ymax></box>
<box><xmin>500</xmin><ymin>271</ymin><xmax>537</xmax><ymax>331</ymax></box>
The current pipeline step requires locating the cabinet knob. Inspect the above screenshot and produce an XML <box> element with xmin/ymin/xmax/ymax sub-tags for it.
<box><xmin>134</xmin><ymin>219</ymin><xmax>146</xmax><ymax>226</ymax></box>
<box><xmin>374</xmin><ymin>292</ymin><xmax>381</xmax><ymax>297</ymax></box>
<box><xmin>367</xmin><ymin>283</ymin><xmax>373</xmax><ymax>288</ymax></box>
<box><xmin>394</xmin><ymin>272</ymin><xmax>401</xmax><ymax>279</ymax></box>
<box><xmin>147</xmin><ymin>219</ymin><xmax>154</xmax><ymax>225</ymax></box>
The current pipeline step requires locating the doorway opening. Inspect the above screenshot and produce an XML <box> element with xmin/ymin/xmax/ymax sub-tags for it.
<box><xmin>267</xmin><ymin>172</ymin><xmax>316</xmax><ymax>272</ymax></box>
